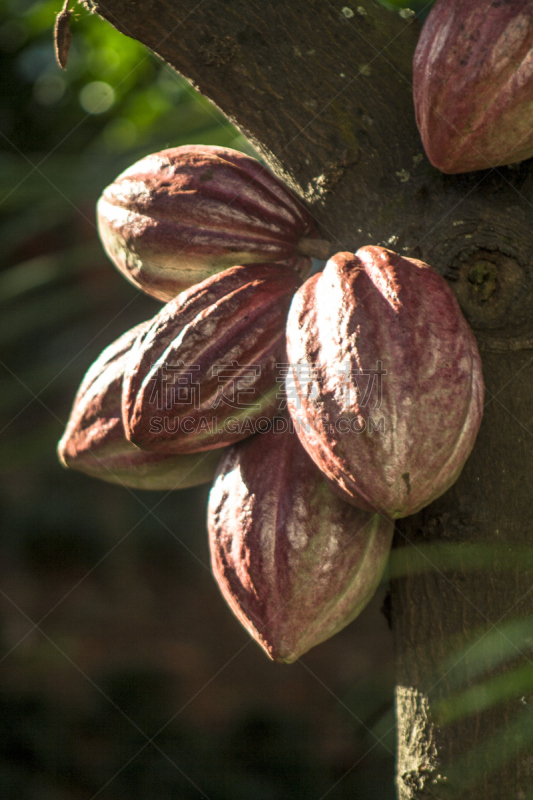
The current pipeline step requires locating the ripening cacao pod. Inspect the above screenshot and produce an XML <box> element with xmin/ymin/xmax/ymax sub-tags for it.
<box><xmin>414</xmin><ymin>0</ymin><xmax>533</xmax><ymax>174</ymax></box>
<box><xmin>208</xmin><ymin>425</ymin><xmax>394</xmax><ymax>663</ymax></box>
<box><xmin>122</xmin><ymin>263</ymin><xmax>300</xmax><ymax>455</ymax></box>
<box><xmin>286</xmin><ymin>246</ymin><xmax>484</xmax><ymax>519</ymax></box>
<box><xmin>97</xmin><ymin>145</ymin><xmax>316</xmax><ymax>301</ymax></box>
<box><xmin>58</xmin><ymin>324</ymin><xmax>223</xmax><ymax>489</ymax></box>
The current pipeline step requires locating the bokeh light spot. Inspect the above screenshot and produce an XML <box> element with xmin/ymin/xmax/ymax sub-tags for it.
<box><xmin>79</xmin><ymin>81</ymin><xmax>115</xmax><ymax>114</ymax></box>
<box><xmin>33</xmin><ymin>73</ymin><xmax>66</xmax><ymax>106</ymax></box>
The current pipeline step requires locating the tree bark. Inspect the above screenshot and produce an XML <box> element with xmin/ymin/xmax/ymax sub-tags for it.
<box><xmin>82</xmin><ymin>0</ymin><xmax>533</xmax><ymax>796</ymax></box>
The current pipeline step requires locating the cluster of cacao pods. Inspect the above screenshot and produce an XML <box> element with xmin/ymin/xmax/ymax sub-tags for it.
<box><xmin>59</xmin><ymin>145</ymin><xmax>484</xmax><ymax>662</ymax></box>
<box><xmin>413</xmin><ymin>0</ymin><xmax>533</xmax><ymax>174</ymax></box>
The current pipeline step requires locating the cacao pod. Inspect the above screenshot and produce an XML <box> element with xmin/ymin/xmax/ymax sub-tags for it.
<box><xmin>208</xmin><ymin>424</ymin><xmax>394</xmax><ymax>663</ymax></box>
<box><xmin>413</xmin><ymin>0</ymin><xmax>533</xmax><ymax>174</ymax></box>
<box><xmin>97</xmin><ymin>145</ymin><xmax>315</xmax><ymax>301</ymax></box>
<box><xmin>122</xmin><ymin>263</ymin><xmax>300</xmax><ymax>455</ymax></box>
<box><xmin>285</xmin><ymin>246</ymin><xmax>484</xmax><ymax>519</ymax></box>
<box><xmin>58</xmin><ymin>323</ymin><xmax>223</xmax><ymax>489</ymax></box>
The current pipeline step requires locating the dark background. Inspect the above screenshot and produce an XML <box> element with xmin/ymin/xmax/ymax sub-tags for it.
<box><xmin>0</xmin><ymin>1</ymin><xmax>417</xmax><ymax>796</ymax></box>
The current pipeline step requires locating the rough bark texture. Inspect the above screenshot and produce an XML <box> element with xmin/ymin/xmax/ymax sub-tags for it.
<box><xmin>82</xmin><ymin>0</ymin><xmax>533</xmax><ymax>796</ymax></box>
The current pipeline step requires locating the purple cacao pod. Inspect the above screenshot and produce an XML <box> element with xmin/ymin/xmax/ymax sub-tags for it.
<box><xmin>414</xmin><ymin>0</ymin><xmax>533</xmax><ymax>173</ymax></box>
<box><xmin>97</xmin><ymin>145</ymin><xmax>315</xmax><ymax>301</ymax></box>
<box><xmin>208</xmin><ymin>425</ymin><xmax>394</xmax><ymax>663</ymax></box>
<box><xmin>58</xmin><ymin>324</ymin><xmax>223</xmax><ymax>489</ymax></box>
<box><xmin>122</xmin><ymin>263</ymin><xmax>300</xmax><ymax>455</ymax></box>
<box><xmin>285</xmin><ymin>247</ymin><xmax>484</xmax><ymax>519</ymax></box>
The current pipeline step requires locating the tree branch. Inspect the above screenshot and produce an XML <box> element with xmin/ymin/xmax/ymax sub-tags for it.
<box><xmin>83</xmin><ymin>0</ymin><xmax>421</xmax><ymax>249</ymax></box>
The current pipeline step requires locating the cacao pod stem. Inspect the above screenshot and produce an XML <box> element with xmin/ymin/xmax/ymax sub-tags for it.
<box><xmin>295</xmin><ymin>237</ymin><xmax>333</xmax><ymax>261</ymax></box>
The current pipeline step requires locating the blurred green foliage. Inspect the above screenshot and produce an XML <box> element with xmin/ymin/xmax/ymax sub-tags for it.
<box><xmin>0</xmin><ymin>0</ymin><xmax>255</xmax><ymax>270</ymax></box>
<box><xmin>0</xmin><ymin>0</ymin><xmax>251</xmax><ymax>157</ymax></box>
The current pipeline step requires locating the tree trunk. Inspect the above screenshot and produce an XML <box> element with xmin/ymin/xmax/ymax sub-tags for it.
<box><xmin>82</xmin><ymin>0</ymin><xmax>533</xmax><ymax>796</ymax></box>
